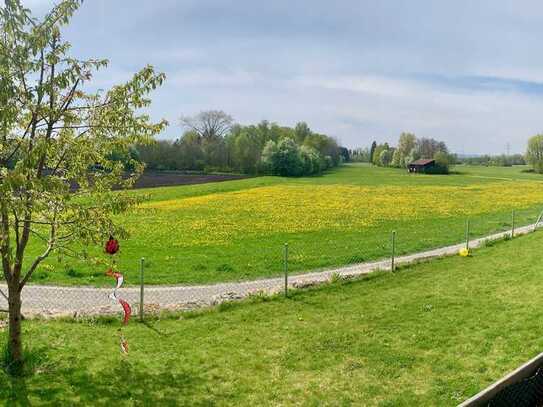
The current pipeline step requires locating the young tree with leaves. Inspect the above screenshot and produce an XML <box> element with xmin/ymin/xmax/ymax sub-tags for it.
<box><xmin>0</xmin><ymin>0</ymin><xmax>167</xmax><ymax>371</ymax></box>
<box><xmin>391</xmin><ymin>132</ymin><xmax>416</xmax><ymax>168</ymax></box>
<box><xmin>526</xmin><ymin>135</ymin><xmax>543</xmax><ymax>174</ymax></box>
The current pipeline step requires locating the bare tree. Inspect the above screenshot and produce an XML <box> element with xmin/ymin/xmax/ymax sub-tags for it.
<box><xmin>180</xmin><ymin>110</ymin><xmax>233</xmax><ymax>140</ymax></box>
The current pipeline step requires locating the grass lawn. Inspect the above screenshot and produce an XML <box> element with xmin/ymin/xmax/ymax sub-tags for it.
<box><xmin>25</xmin><ymin>164</ymin><xmax>543</xmax><ymax>286</ymax></box>
<box><xmin>3</xmin><ymin>229</ymin><xmax>543</xmax><ymax>405</ymax></box>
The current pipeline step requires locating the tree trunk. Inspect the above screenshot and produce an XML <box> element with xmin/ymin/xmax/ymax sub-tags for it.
<box><xmin>7</xmin><ymin>282</ymin><xmax>23</xmax><ymax>369</ymax></box>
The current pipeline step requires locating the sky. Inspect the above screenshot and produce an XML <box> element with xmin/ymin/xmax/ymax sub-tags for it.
<box><xmin>21</xmin><ymin>0</ymin><xmax>543</xmax><ymax>154</ymax></box>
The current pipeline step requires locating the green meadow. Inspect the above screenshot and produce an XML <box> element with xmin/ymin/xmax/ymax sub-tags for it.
<box><xmin>3</xmin><ymin>229</ymin><xmax>543</xmax><ymax>405</ymax></box>
<box><xmin>26</xmin><ymin>164</ymin><xmax>543</xmax><ymax>286</ymax></box>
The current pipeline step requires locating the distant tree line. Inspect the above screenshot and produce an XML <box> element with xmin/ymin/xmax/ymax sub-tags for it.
<box><xmin>135</xmin><ymin>111</ymin><xmax>343</xmax><ymax>176</ymax></box>
<box><xmin>457</xmin><ymin>154</ymin><xmax>526</xmax><ymax>167</ymax></box>
<box><xmin>349</xmin><ymin>147</ymin><xmax>371</xmax><ymax>163</ymax></box>
<box><xmin>488</xmin><ymin>135</ymin><xmax>543</xmax><ymax>173</ymax></box>
<box><xmin>350</xmin><ymin>133</ymin><xmax>454</xmax><ymax>174</ymax></box>
<box><xmin>351</xmin><ymin>133</ymin><xmax>543</xmax><ymax>175</ymax></box>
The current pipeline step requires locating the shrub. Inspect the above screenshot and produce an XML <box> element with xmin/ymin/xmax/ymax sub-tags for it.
<box><xmin>430</xmin><ymin>151</ymin><xmax>451</xmax><ymax>174</ymax></box>
<box><xmin>274</xmin><ymin>138</ymin><xmax>304</xmax><ymax>176</ymax></box>
<box><xmin>261</xmin><ymin>138</ymin><xmax>304</xmax><ymax>176</ymax></box>
<box><xmin>299</xmin><ymin>146</ymin><xmax>321</xmax><ymax>175</ymax></box>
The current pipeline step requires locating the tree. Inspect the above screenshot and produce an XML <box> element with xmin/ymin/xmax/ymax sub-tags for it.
<box><xmin>179</xmin><ymin>110</ymin><xmax>233</xmax><ymax>140</ymax></box>
<box><xmin>414</xmin><ymin>137</ymin><xmax>448</xmax><ymax>159</ymax></box>
<box><xmin>391</xmin><ymin>133</ymin><xmax>416</xmax><ymax>167</ymax></box>
<box><xmin>273</xmin><ymin>138</ymin><xmax>304</xmax><ymax>176</ymax></box>
<box><xmin>260</xmin><ymin>140</ymin><xmax>278</xmax><ymax>173</ymax></box>
<box><xmin>231</xmin><ymin>129</ymin><xmax>261</xmax><ymax>173</ymax></box>
<box><xmin>432</xmin><ymin>151</ymin><xmax>451</xmax><ymax>174</ymax></box>
<box><xmin>526</xmin><ymin>135</ymin><xmax>543</xmax><ymax>173</ymax></box>
<box><xmin>0</xmin><ymin>0</ymin><xmax>167</xmax><ymax>372</ymax></box>
<box><xmin>137</xmin><ymin>140</ymin><xmax>178</xmax><ymax>170</ymax></box>
<box><xmin>180</xmin><ymin>111</ymin><xmax>232</xmax><ymax>170</ymax></box>
<box><xmin>379</xmin><ymin>149</ymin><xmax>393</xmax><ymax>167</ymax></box>
<box><xmin>177</xmin><ymin>131</ymin><xmax>204</xmax><ymax>170</ymax></box>
<box><xmin>407</xmin><ymin>148</ymin><xmax>421</xmax><ymax>165</ymax></box>
<box><xmin>339</xmin><ymin>146</ymin><xmax>350</xmax><ymax>162</ymax></box>
<box><xmin>303</xmin><ymin>133</ymin><xmax>340</xmax><ymax>167</ymax></box>
<box><xmin>369</xmin><ymin>141</ymin><xmax>377</xmax><ymax>165</ymax></box>
<box><xmin>294</xmin><ymin>122</ymin><xmax>311</xmax><ymax>144</ymax></box>
<box><xmin>351</xmin><ymin>147</ymin><xmax>370</xmax><ymax>162</ymax></box>
<box><xmin>299</xmin><ymin>145</ymin><xmax>321</xmax><ymax>175</ymax></box>
<box><xmin>260</xmin><ymin>138</ymin><xmax>304</xmax><ymax>176</ymax></box>
<box><xmin>372</xmin><ymin>143</ymin><xmax>389</xmax><ymax>166</ymax></box>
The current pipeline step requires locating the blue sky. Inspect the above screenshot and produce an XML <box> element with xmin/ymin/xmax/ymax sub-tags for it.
<box><xmin>24</xmin><ymin>0</ymin><xmax>543</xmax><ymax>154</ymax></box>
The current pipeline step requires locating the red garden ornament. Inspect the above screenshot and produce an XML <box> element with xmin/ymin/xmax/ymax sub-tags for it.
<box><xmin>106</xmin><ymin>268</ymin><xmax>132</xmax><ymax>326</ymax></box>
<box><xmin>104</xmin><ymin>236</ymin><xmax>131</xmax><ymax>354</ymax></box>
<box><xmin>105</xmin><ymin>236</ymin><xmax>119</xmax><ymax>255</ymax></box>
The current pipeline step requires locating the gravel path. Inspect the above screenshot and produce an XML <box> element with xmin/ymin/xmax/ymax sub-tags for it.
<box><xmin>0</xmin><ymin>223</ymin><xmax>537</xmax><ymax>317</ymax></box>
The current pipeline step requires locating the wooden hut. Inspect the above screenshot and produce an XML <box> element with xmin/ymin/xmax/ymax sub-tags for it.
<box><xmin>408</xmin><ymin>159</ymin><xmax>436</xmax><ymax>173</ymax></box>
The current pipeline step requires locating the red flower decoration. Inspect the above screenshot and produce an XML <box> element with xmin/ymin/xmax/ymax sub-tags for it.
<box><xmin>105</xmin><ymin>236</ymin><xmax>119</xmax><ymax>255</ymax></box>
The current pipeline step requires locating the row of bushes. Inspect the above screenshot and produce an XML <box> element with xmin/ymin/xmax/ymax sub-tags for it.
<box><xmin>133</xmin><ymin>114</ymin><xmax>343</xmax><ymax>177</ymax></box>
<box><xmin>260</xmin><ymin>139</ymin><xmax>336</xmax><ymax>176</ymax></box>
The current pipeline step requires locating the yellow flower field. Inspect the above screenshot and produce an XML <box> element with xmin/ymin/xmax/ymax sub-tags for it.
<box><xmin>139</xmin><ymin>181</ymin><xmax>543</xmax><ymax>246</ymax></box>
<box><xmin>32</xmin><ymin>164</ymin><xmax>543</xmax><ymax>285</ymax></box>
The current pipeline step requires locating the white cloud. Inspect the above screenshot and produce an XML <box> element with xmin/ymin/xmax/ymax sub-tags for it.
<box><xmin>20</xmin><ymin>0</ymin><xmax>543</xmax><ymax>154</ymax></box>
<box><xmin>291</xmin><ymin>74</ymin><xmax>543</xmax><ymax>153</ymax></box>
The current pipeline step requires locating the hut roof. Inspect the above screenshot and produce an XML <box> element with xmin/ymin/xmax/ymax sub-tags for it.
<box><xmin>409</xmin><ymin>159</ymin><xmax>435</xmax><ymax>166</ymax></box>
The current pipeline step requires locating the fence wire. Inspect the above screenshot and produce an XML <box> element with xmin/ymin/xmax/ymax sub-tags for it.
<box><xmin>0</xmin><ymin>205</ymin><xmax>542</xmax><ymax>319</ymax></box>
<box><xmin>487</xmin><ymin>367</ymin><xmax>543</xmax><ymax>407</ymax></box>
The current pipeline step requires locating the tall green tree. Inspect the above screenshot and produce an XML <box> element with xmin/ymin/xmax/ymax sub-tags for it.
<box><xmin>526</xmin><ymin>135</ymin><xmax>543</xmax><ymax>173</ymax></box>
<box><xmin>391</xmin><ymin>132</ymin><xmax>416</xmax><ymax>167</ymax></box>
<box><xmin>372</xmin><ymin>143</ymin><xmax>390</xmax><ymax>166</ymax></box>
<box><xmin>369</xmin><ymin>141</ymin><xmax>377</xmax><ymax>164</ymax></box>
<box><xmin>180</xmin><ymin>110</ymin><xmax>232</xmax><ymax>169</ymax></box>
<box><xmin>0</xmin><ymin>0</ymin><xmax>167</xmax><ymax>371</ymax></box>
<box><xmin>433</xmin><ymin>151</ymin><xmax>452</xmax><ymax>174</ymax></box>
<box><xmin>177</xmin><ymin>131</ymin><xmax>204</xmax><ymax>170</ymax></box>
<box><xmin>379</xmin><ymin>149</ymin><xmax>393</xmax><ymax>166</ymax></box>
<box><xmin>231</xmin><ymin>129</ymin><xmax>261</xmax><ymax>173</ymax></box>
<box><xmin>294</xmin><ymin>122</ymin><xmax>311</xmax><ymax>144</ymax></box>
<box><xmin>414</xmin><ymin>137</ymin><xmax>448</xmax><ymax>159</ymax></box>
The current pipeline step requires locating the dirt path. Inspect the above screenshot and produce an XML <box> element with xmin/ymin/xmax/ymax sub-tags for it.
<box><xmin>0</xmin><ymin>223</ymin><xmax>537</xmax><ymax>317</ymax></box>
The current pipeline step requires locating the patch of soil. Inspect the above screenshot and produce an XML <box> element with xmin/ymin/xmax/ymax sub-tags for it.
<box><xmin>131</xmin><ymin>171</ymin><xmax>250</xmax><ymax>190</ymax></box>
<box><xmin>66</xmin><ymin>171</ymin><xmax>251</xmax><ymax>192</ymax></box>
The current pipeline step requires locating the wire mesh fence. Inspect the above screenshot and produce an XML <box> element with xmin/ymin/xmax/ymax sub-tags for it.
<box><xmin>1</xmin><ymin>205</ymin><xmax>543</xmax><ymax>319</ymax></box>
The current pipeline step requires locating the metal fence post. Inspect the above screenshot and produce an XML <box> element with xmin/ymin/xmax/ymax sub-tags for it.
<box><xmin>535</xmin><ymin>209</ymin><xmax>543</xmax><ymax>231</ymax></box>
<box><xmin>465</xmin><ymin>219</ymin><xmax>470</xmax><ymax>250</ymax></box>
<box><xmin>391</xmin><ymin>231</ymin><xmax>396</xmax><ymax>272</ymax></box>
<box><xmin>511</xmin><ymin>209</ymin><xmax>515</xmax><ymax>238</ymax></box>
<box><xmin>284</xmin><ymin>243</ymin><xmax>289</xmax><ymax>297</ymax></box>
<box><xmin>139</xmin><ymin>257</ymin><xmax>145</xmax><ymax>321</ymax></box>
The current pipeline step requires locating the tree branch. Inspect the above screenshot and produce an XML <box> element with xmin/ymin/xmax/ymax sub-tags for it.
<box><xmin>20</xmin><ymin>222</ymin><xmax>56</xmax><ymax>289</ymax></box>
<box><xmin>0</xmin><ymin>201</ymin><xmax>12</xmax><ymax>283</ymax></box>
